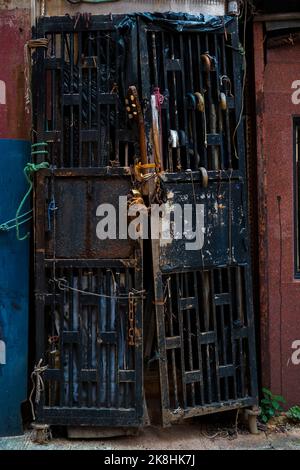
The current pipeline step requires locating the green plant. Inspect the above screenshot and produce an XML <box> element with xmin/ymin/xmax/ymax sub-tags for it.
<box><xmin>287</xmin><ymin>406</ymin><xmax>300</xmax><ymax>423</ymax></box>
<box><xmin>260</xmin><ymin>388</ymin><xmax>286</xmax><ymax>423</ymax></box>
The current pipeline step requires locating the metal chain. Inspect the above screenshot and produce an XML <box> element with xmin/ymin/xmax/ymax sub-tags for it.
<box><xmin>128</xmin><ymin>292</ymin><xmax>135</xmax><ymax>347</ymax></box>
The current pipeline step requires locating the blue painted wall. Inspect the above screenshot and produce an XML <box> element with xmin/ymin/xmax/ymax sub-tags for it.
<box><xmin>0</xmin><ymin>139</ymin><xmax>30</xmax><ymax>437</ymax></box>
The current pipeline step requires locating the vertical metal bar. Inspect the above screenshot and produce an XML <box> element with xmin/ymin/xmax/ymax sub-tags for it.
<box><xmin>124</xmin><ymin>268</ymin><xmax>130</xmax><ymax>408</ymax></box>
<box><xmin>196</xmin><ymin>34</ymin><xmax>208</xmax><ymax>169</ymax></box>
<box><xmin>51</xmin><ymin>33</ymin><xmax>56</xmax><ymax>131</ymax></box>
<box><xmin>205</xmin><ymin>34</ymin><xmax>219</xmax><ymax>170</ymax></box>
<box><xmin>184</xmin><ymin>273</ymin><xmax>195</xmax><ymax>407</ymax></box>
<box><xmin>218</xmin><ymin>269</ymin><xmax>229</xmax><ymax>400</ymax></box>
<box><xmin>235</xmin><ymin>266</ymin><xmax>245</xmax><ymax>396</ymax></box>
<box><xmin>170</xmin><ymin>34</ymin><xmax>182</xmax><ymax>171</ymax></box>
<box><xmin>114</xmin><ymin>33</ymin><xmax>120</xmax><ymax>165</ymax></box>
<box><xmin>161</xmin><ymin>32</ymin><xmax>173</xmax><ymax>171</ymax></box>
<box><xmin>214</xmin><ymin>35</ymin><xmax>225</xmax><ymax>170</ymax></box>
<box><xmin>97</xmin><ymin>32</ymin><xmax>102</xmax><ymax>167</ymax></box>
<box><xmin>106</xmin><ymin>269</ymin><xmax>111</xmax><ymax>407</ymax></box>
<box><xmin>34</xmin><ymin>173</ymin><xmax>47</xmax><ymax>415</ymax></box>
<box><xmin>68</xmin><ymin>270</ymin><xmax>74</xmax><ymax>406</ymax></box>
<box><xmin>152</xmin><ymin>237</ymin><xmax>171</xmax><ymax>423</ymax></box>
<box><xmin>70</xmin><ymin>33</ymin><xmax>74</xmax><ymax>167</ymax></box>
<box><xmin>78</xmin><ymin>31</ymin><xmax>83</xmax><ymax>167</ymax></box>
<box><xmin>60</xmin><ymin>32</ymin><xmax>65</xmax><ymax>167</ymax></box>
<box><xmin>59</xmin><ymin>269</ymin><xmax>65</xmax><ymax>407</ymax></box>
<box><xmin>231</xmin><ymin>18</ymin><xmax>245</xmax><ymax>173</ymax></box>
<box><xmin>78</xmin><ymin>268</ymin><xmax>83</xmax><ymax>406</ymax></box>
<box><xmin>99</xmin><ymin>268</ymin><xmax>105</xmax><ymax>407</ymax></box>
<box><xmin>210</xmin><ymin>269</ymin><xmax>221</xmax><ymax>402</ymax></box>
<box><xmin>221</xmin><ymin>34</ymin><xmax>232</xmax><ymax>169</ymax></box>
<box><xmin>134</xmin><ymin>245</ymin><xmax>144</xmax><ymax>421</ymax></box>
<box><xmin>88</xmin><ymin>35</ymin><xmax>92</xmax><ymax>167</ymax></box>
<box><xmin>227</xmin><ymin>267</ymin><xmax>237</xmax><ymax>399</ymax></box>
<box><xmin>179</xmin><ymin>35</ymin><xmax>190</xmax><ymax>171</ymax></box>
<box><xmin>187</xmin><ymin>35</ymin><xmax>199</xmax><ymax>170</ymax></box>
<box><xmin>176</xmin><ymin>273</ymin><xmax>187</xmax><ymax>409</ymax></box>
<box><xmin>137</xmin><ymin>19</ymin><xmax>151</xmax><ymax>165</ymax></box>
<box><xmin>106</xmin><ymin>35</ymin><xmax>110</xmax><ymax>166</ymax></box>
<box><xmin>87</xmin><ymin>271</ymin><xmax>92</xmax><ymax>407</ymax></box>
<box><xmin>201</xmin><ymin>271</ymin><xmax>212</xmax><ymax>403</ymax></box>
<box><xmin>167</xmin><ymin>277</ymin><xmax>179</xmax><ymax>409</ymax></box>
<box><xmin>115</xmin><ymin>270</ymin><xmax>121</xmax><ymax>409</ymax></box>
<box><xmin>194</xmin><ymin>271</ymin><xmax>205</xmax><ymax>404</ymax></box>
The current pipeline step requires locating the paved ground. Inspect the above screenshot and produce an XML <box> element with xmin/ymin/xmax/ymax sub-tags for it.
<box><xmin>1</xmin><ymin>421</ymin><xmax>300</xmax><ymax>450</ymax></box>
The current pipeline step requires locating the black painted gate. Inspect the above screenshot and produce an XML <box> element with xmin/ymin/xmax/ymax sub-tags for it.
<box><xmin>137</xmin><ymin>16</ymin><xmax>258</xmax><ymax>424</ymax></box>
<box><xmin>32</xmin><ymin>13</ymin><xmax>258</xmax><ymax>427</ymax></box>
<box><xmin>33</xmin><ymin>15</ymin><xmax>144</xmax><ymax>426</ymax></box>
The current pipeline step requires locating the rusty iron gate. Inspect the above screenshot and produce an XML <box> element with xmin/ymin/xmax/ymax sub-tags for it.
<box><xmin>137</xmin><ymin>16</ymin><xmax>258</xmax><ymax>425</ymax></box>
<box><xmin>32</xmin><ymin>13</ymin><xmax>258</xmax><ymax>427</ymax></box>
<box><xmin>32</xmin><ymin>15</ymin><xmax>144</xmax><ymax>426</ymax></box>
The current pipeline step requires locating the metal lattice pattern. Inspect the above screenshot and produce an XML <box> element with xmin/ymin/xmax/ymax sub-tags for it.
<box><xmin>34</xmin><ymin>21</ymin><xmax>136</xmax><ymax>168</ymax></box>
<box><xmin>145</xmin><ymin>29</ymin><xmax>241</xmax><ymax>172</ymax></box>
<box><xmin>159</xmin><ymin>267</ymin><xmax>257</xmax><ymax>418</ymax></box>
<box><xmin>32</xmin><ymin>14</ymin><xmax>258</xmax><ymax>427</ymax></box>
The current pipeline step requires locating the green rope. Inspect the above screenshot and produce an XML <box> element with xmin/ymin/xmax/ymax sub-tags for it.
<box><xmin>0</xmin><ymin>141</ymin><xmax>50</xmax><ymax>240</ymax></box>
<box><xmin>16</xmin><ymin>162</ymin><xmax>50</xmax><ymax>241</ymax></box>
<box><xmin>0</xmin><ymin>210</ymin><xmax>33</xmax><ymax>233</ymax></box>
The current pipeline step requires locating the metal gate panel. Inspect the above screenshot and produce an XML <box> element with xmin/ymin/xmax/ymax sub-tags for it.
<box><xmin>32</xmin><ymin>13</ymin><xmax>258</xmax><ymax>427</ymax></box>
<box><xmin>33</xmin><ymin>16</ymin><xmax>143</xmax><ymax>426</ymax></box>
<box><xmin>157</xmin><ymin>179</ymin><xmax>248</xmax><ymax>271</ymax></box>
<box><xmin>137</xmin><ymin>17</ymin><xmax>258</xmax><ymax>424</ymax></box>
<box><xmin>156</xmin><ymin>266</ymin><xmax>257</xmax><ymax>423</ymax></box>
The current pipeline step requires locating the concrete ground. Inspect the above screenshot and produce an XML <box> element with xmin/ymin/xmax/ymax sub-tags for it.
<box><xmin>1</xmin><ymin>420</ymin><xmax>300</xmax><ymax>450</ymax></box>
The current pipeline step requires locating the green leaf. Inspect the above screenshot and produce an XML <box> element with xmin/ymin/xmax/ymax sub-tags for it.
<box><xmin>261</xmin><ymin>398</ymin><xmax>271</xmax><ymax>405</ymax></box>
<box><xmin>272</xmin><ymin>400</ymin><xmax>281</xmax><ymax>410</ymax></box>
<box><xmin>273</xmin><ymin>395</ymin><xmax>286</xmax><ymax>403</ymax></box>
<box><xmin>268</xmin><ymin>408</ymin><xmax>275</xmax><ymax>417</ymax></box>
<box><xmin>262</xmin><ymin>388</ymin><xmax>273</xmax><ymax>397</ymax></box>
<box><xmin>287</xmin><ymin>406</ymin><xmax>300</xmax><ymax>422</ymax></box>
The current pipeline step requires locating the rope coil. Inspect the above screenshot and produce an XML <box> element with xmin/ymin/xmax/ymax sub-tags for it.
<box><xmin>29</xmin><ymin>359</ymin><xmax>48</xmax><ymax>421</ymax></box>
<box><xmin>16</xmin><ymin>160</ymin><xmax>50</xmax><ymax>241</ymax></box>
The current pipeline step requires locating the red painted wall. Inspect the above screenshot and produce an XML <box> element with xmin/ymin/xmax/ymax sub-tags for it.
<box><xmin>254</xmin><ymin>22</ymin><xmax>300</xmax><ymax>407</ymax></box>
<box><xmin>0</xmin><ymin>8</ymin><xmax>31</xmax><ymax>139</ymax></box>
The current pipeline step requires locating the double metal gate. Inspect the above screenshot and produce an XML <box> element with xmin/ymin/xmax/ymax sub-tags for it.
<box><xmin>32</xmin><ymin>13</ymin><xmax>258</xmax><ymax>427</ymax></box>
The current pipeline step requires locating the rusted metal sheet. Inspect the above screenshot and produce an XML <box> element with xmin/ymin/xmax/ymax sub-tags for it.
<box><xmin>0</xmin><ymin>8</ymin><xmax>31</xmax><ymax>139</ymax></box>
<box><xmin>42</xmin><ymin>172</ymin><xmax>135</xmax><ymax>259</ymax></box>
<box><xmin>157</xmin><ymin>178</ymin><xmax>248</xmax><ymax>271</ymax></box>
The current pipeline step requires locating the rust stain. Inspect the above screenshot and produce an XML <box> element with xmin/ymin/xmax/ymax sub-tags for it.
<box><xmin>0</xmin><ymin>8</ymin><xmax>31</xmax><ymax>139</ymax></box>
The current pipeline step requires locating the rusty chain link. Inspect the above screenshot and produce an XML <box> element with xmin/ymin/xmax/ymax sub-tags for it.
<box><xmin>128</xmin><ymin>292</ymin><xmax>135</xmax><ymax>347</ymax></box>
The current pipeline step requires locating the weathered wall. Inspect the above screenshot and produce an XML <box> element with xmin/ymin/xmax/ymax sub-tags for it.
<box><xmin>44</xmin><ymin>0</ymin><xmax>225</xmax><ymax>17</ymax></box>
<box><xmin>1</xmin><ymin>0</ymin><xmax>226</xmax><ymax>19</ymax></box>
<box><xmin>254</xmin><ymin>22</ymin><xmax>300</xmax><ymax>407</ymax></box>
<box><xmin>0</xmin><ymin>6</ymin><xmax>31</xmax><ymax>139</ymax></box>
